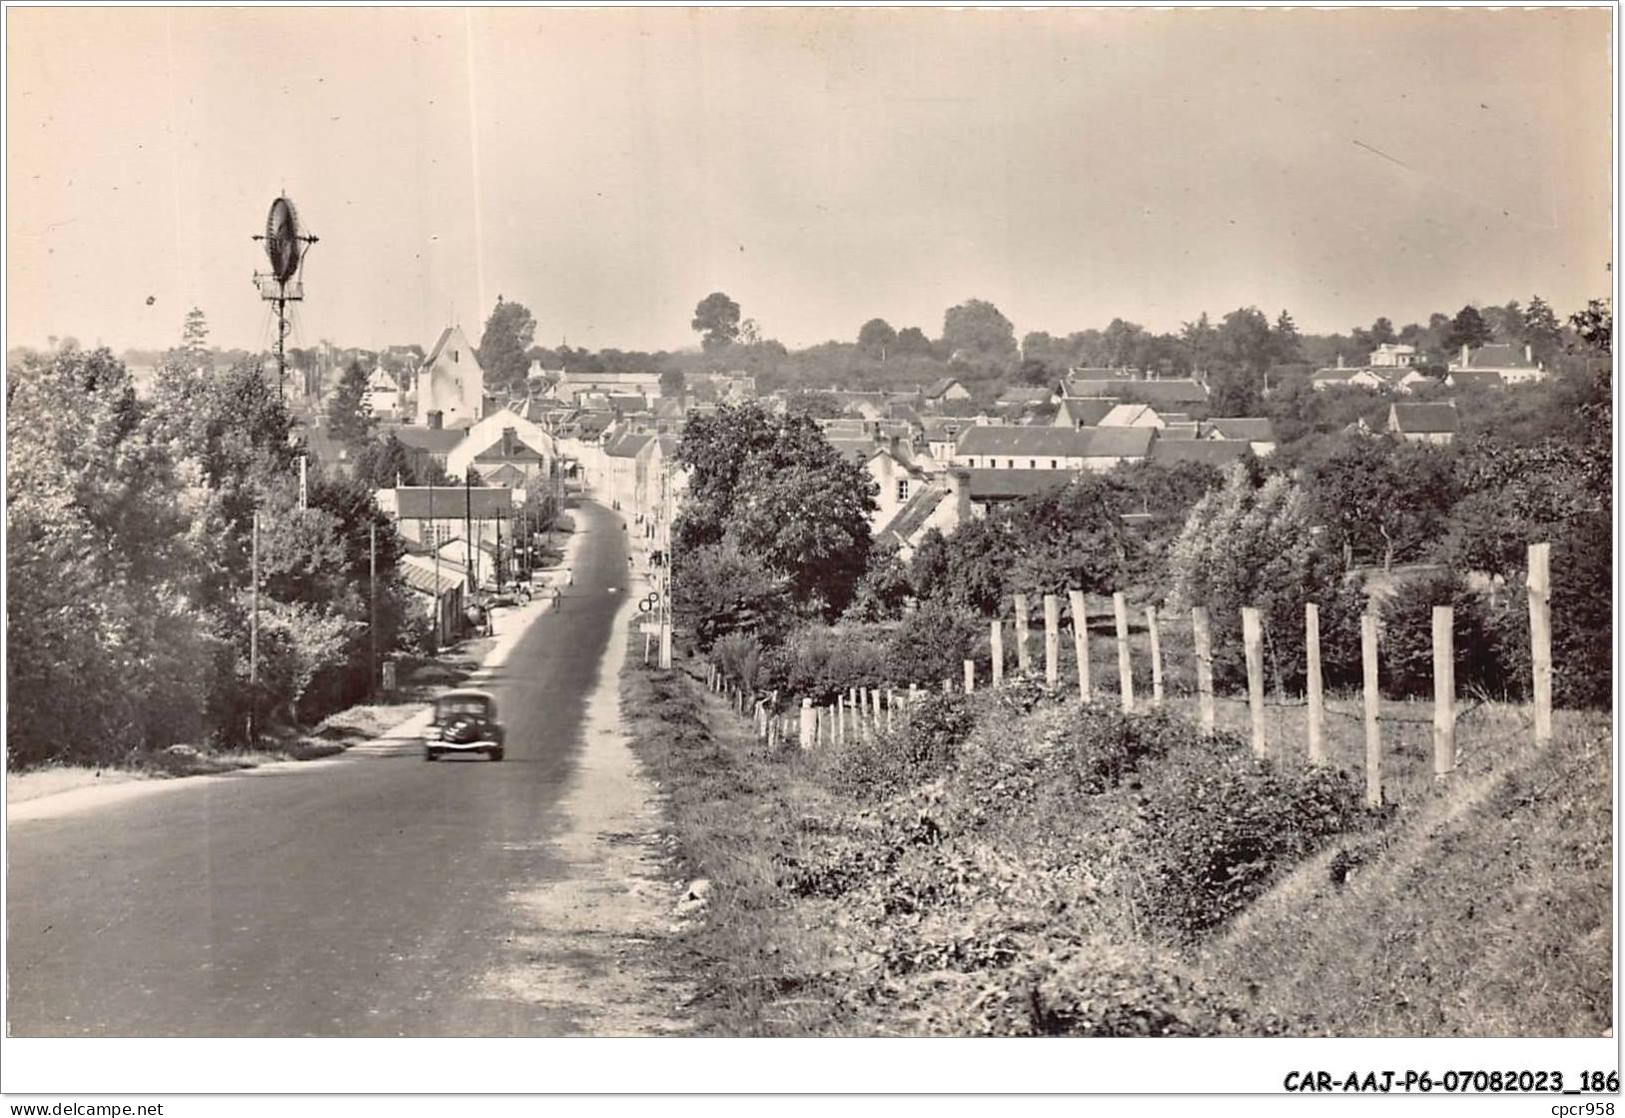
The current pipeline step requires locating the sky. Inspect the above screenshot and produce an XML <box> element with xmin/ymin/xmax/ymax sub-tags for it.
<box><xmin>6</xmin><ymin>6</ymin><xmax>1614</xmax><ymax>356</ymax></box>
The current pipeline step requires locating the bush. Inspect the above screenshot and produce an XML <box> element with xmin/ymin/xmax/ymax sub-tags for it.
<box><xmin>883</xmin><ymin>603</ymin><xmax>985</xmax><ymax>688</ymax></box>
<box><xmin>1131</xmin><ymin>740</ymin><xmax>1375</xmax><ymax>941</ymax></box>
<box><xmin>1376</xmin><ymin>570</ymin><xmax>1509</xmax><ymax>699</ymax></box>
<box><xmin>757</xmin><ymin>622</ymin><xmax>891</xmax><ymax>703</ymax></box>
<box><xmin>817</xmin><ymin>691</ymin><xmax>975</xmax><ymax>800</ymax></box>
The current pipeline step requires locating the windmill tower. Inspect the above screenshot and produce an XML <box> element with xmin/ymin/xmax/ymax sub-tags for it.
<box><xmin>252</xmin><ymin>196</ymin><xmax>319</xmax><ymax>398</ymax></box>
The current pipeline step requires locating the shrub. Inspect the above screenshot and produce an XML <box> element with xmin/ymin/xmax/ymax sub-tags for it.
<box><xmin>883</xmin><ymin>602</ymin><xmax>985</xmax><ymax>688</ymax></box>
<box><xmin>1375</xmin><ymin>570</ymin><xmax>1508</xmax><ymax>699</ymax></box>
<box><xmin>1132</xmin><ymin>740</ymin><xmax>1375</xmax><ymax>941</ymax></box>
<box><xmin>756</xmin><ymin>622</ymin><xmax>891</xmax><ymax>703</ymax></box>
<box><xmin>817</xmin><ymin>691</ymin><xmax>975</xmax><ymax>800</ymax></box>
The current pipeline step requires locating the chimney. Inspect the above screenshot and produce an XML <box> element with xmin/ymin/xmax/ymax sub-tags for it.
<box><xmin>1336</xmin><ymin>354</ymin><xmax>1344</xmax><ymax>370</ymax></box>
<box><xmin>946</xmin><ymin>468</ymin><xmax>973</xmax><ymax>526</ymax></box>
<box><xmin>1460</xmin><ymin>344</ymin><xmax>1470</xmax><ymax>368</ymax></box>
<box><xmin>427</xmin><ymin>410</ymin><xmax>443</xmax><ymax>431</ymax></box>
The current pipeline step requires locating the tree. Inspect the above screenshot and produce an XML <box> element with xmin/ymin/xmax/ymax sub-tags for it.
<box><xmin>475</xmin><ymin>296</ymin><xmax>537</xmax><ymax>396</ymax></box>
<box><xmin>351</xmin><ymin>433</ymin><xmax>452</xmax><ymax>489</ymax></box>
<box><xmin>1445</xmin><ymin>305</ymin><xmax>1492</xmax><ymax>353</ymax></box>
<box><xmin>738</xmin><ymin>318</ymin><xmax>763</xmax><ymax>347</ymax></box>
<box><xmin>1368</xmin><ymin>317</ymin><xmax>1396</xmax><ymax>346</ymax></box>
<box><xmin>325</xmin><ymin>359</ymin><xmax>376</xmax><ymax>448</ymax></box>
<box><xmin>1168</xmin><ymin>465</ymin><xmax>1364</xmax><ymax>693</ymax></box>
<box><xmin>941</xmin><ymin>298</ymin><xmax>1017</xmax><ymax>362</ymax></box>
<box><xmin>182</xmin><ymin>307</ymin><xmax>209</xmax><ymax>356</ymax></box>
<box><xmin>673</xmin><ymin>403</ymin><xmax>878</xmax><ymax>619</ymax></box>
<box><xmin>894</xmin><ymin>326</ymin><xmax>934</xmax><ymax>356</ymax></box>
<box><xmin>659</xmin><ymin>367</ymin><xmax>687</xmax><ymax>398</ymax></box>
<box><xmin>1102</xmin><ymin>318</ymin><xmax>1145</xmax><ymax>368</ymax></box>
<box><xmin>1570</xmin><ymin>298</ymin><xmax>1612</xmax><ymax>356</ymax></box>
<box><xmin>1522</xmin><ymin>295</ymin><xmax>1562</xmax><ymax>363</ymax></box>
<box><xmin>858</xmin><ymin>318</ymin><xmax>897</xmax><ymax>359</ymax></box>
<box><xmin>1272</xmin><ymin>310</ymin><xmax>1302</xmax><ymax>364</ymax></box>
<box><xmin>1301</xmin><ymin>436</ymin><xmax>1459</xmax><ymax>571</ymax></box>
<box><xmin>692</xmin><ymin>292</ymin><xmax>742</xmax><ymax>352</ymax></box>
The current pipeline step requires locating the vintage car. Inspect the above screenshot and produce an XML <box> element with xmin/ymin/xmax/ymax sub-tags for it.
<box><xmin>423</xmin><ymin>688</ymin><xmax>505</xmax><ymax>762</ymax></box>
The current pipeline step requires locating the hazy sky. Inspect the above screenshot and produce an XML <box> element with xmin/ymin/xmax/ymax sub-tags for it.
<box><xmin>7</xmin><ymin>6</ymin><xmax>1614</xmax><ymax>355</ymax></box>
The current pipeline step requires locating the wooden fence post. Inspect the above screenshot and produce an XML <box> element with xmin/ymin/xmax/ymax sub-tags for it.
<box><xmin>990</xmin><ymin>620</ymin><xmax>1004</xmax><ymax>689</ymax></box>
<box><xmin>1145</xmin><ymin>604</ymin><xmax>1163</xmax><ymax>705</ymax></box>
<box><xmin>1432</xmin><ymin>605</ymin><xmax>1455</xmax><ymax>781</ymax></box>
<box><xmin>1305</xmin><ymin>602</ymin><xmax>1326</xmax><ymax>765</ymax></box>
<box><xmin>909</xmin><ymin>682</ymin><xmax>921</xmax><ymax>707</ymax></box>
<box><xmin>871</xmin><ymin>687</ymin><xmax>882</xmax><ymax>728</ymax></box>
<box><xmin>1241</xmin><ymin>606</ymin><xmax>1266</xmax><ymax>758</ymax></box>
<box><xmin>1361</xmin><ymin>613</ymin><xmax>1382</xmax><ymax>808</ymax></box>
<box><xmin>1527</xmin><ymin>542</ymin><xmax>1553</xmax><ymax>748</ymax></box>
<box><xmin>1192</xmin><ymin>606</ymin><xmax>1215</xmax><ymax>736</ymax></box>
<box><xmin>1013</xmin><ymin>593</ymin><xmax>1032</xmax><ymax>673</ymax></box>
<box><xmin>886</xmin><ymin>688</ymin><xmax>895</xmax><ymax>734</ymax></box>
<box><xmin>1112</xmin><ymin>592</ymin><xmax>1135</xmax><ymax>712</ymax></box>
<box><xmin>1044</xmin><ymin>594</ymin><xmax>1060</xmax><ymax>688</ymax></box>
<box><xmin>963</xmin><ymin>659</ymin><xmax>975</xmax><ymax>694</ymax></box>
<box><xmin>800</xmin><ymin>698</ymin><xmax>815</xmax><ymax>750</ymax></box>
<box><xmin>834</xmin><ymin>701</ymin><xmax>843</xmax><ymax>745</ymax></box>
<box><xmin>1068</xmin><ymin>590</ymin><xmax>1091</xmax><ymax>701</ymax></box>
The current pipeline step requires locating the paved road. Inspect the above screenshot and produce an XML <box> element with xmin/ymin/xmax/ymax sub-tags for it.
<box><xmin>7</xmin><ymin>500</ymin><xmax>635</xmax><ymax>1037</ymax></box>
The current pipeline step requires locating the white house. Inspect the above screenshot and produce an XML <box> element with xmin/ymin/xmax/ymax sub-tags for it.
<box><xmin>952</xmin><ymin>426</ymin><xmax>1089</xmax><ymax>471</ymax></box>
<box><xmin>415</xmin><ymin>325</ymin><xmax>484</xmax><ymax>428</ymax></box>
<box><xmin>1369</xmin><ymin>343</ymin><xmax>1417</xmax><ymax>368</ymax></box>
<box><xmin>1448</xmin><ymin>343</ymin><xmax>1547</xmax><ymax>386</ymax></box>
<box><xmin>444</xmin><ymin>406</ymin><xmax>559</xmax><ymax>484</ymax></box>
<box><xmin>366</xmin><ymin>365</ymin><xmax>403</xmax><ymax>419</ymax></box>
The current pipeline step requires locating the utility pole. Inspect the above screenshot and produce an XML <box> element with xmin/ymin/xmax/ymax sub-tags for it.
<box><xmin>369</xmin><ymin>520</ymin><xmax>378</xmax><ymax>696</ymax></box>
<box><xmin>659</xmin><ymin>464</ymin><xmax>673</xmax><ymax>670</ymax></box>
<box><xmin>464</xmin><ymin>469</ymin><xmax>475</xmax><ymax>593</ymax></box>
<box><xmin>494</xmin><ymin>506</ymin><xmax>503</xmax><ymax>591</ymax></box>
<box><xmin>249</xmin><ymin>510</ymin><xmax>259</xmax><ymax>745</ymax></box>
<box><xmin>299</xmin><ymin>454</ymin><xmax>308</xmax><ymax>510</ymax></box>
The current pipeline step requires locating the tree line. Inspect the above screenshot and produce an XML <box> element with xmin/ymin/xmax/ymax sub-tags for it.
<box><xmin>8</xmin><ymin>342</ymin><xmax>418</xmax><ymax>767</ymax></box>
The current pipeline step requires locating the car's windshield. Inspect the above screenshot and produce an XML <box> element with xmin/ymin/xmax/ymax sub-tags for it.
<box><xmin>438</xmin><ymin>698</ymin><xmax>491</xmax><ymax>719</ymax></box>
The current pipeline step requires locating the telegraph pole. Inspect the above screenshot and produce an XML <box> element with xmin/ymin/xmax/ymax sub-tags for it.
<box><xmin>428</xmin><ymin>473</ymin><xmax>440</xmax><ymax>654</ymax></box>
<box><xmin>494</xmin><ymin>507</ymin><xmax>503</xmax><ymax>591</ymax></box>
<box><xmin>659</xmin><ymin>464</ymin><xmax>673</xmax><ymax>670</ymax></box>
<box><xmin>464</xmin><ymin>469</ymin><xmax>475</xmax><ymax>593</ymax></box>
<box><xmin>369</xmin><ymin>520</ymin><xmax>378</xmax><ymax>696</ymax></box>
<box><xmin>249</xmin><ymin>510</ymin><xmax>259</xmax><ymax>745</ymax></box>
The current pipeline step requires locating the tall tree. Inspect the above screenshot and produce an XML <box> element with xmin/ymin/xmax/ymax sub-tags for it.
<box><xmin>893</xmin><ymin>326</ymin><xmax>934</xmax><ymax>355</ymax></box>
<box><xmin>1445</xmin><ymin>304</ymin><xmax>1492</xmax><ymax>353</ymax></box>
<box><xmin>858</xmin><ymin>318</ymin><xmax>897</xmax><ymax>358</ymax></box>
<box><xmin>941</xmin><ymin>298</ymin><xmax>1017</xmax><ymax>362</ymax></box>
<box><xmin>692</xmin><ymin>292</ymin><xmax>742</xmax><ymax>352</ymax></box>
<box><xmin>659</xmin><ymin>367</ymin><xmax>687</xmax><ymax>398</ymax></box>
<box><xmin>325</xmin><ymin>359</ymin><xmax>376</xmax><ymax>448</ymax></box>
<box><xmin>1272</xmin><ymin>309</ymin><xmax>1302</xmax><ymax>364</ymax></box>
<box><xmin>1368</xmin><ymin>316</ymin><xmax>1396</xmax><ymax>346</ymax></box>
<box><xmin>1570</xmin><ymin>298</ymin><xmax>1612</xmax><ymax>356</ymax></box>
<box><xmin>1522</xmin><ymin>295</ymin><xmax>1562</xmax><ymax>362</ymax></box>
<box><xmin>182</xmin><ymin>307</ymin><xmax>209</xmax><ymax>356</ymax></box>
<box><xmin>476</xmin><ymin>296</ymin><xmax>537</xmax><ymax>396</ymax></box>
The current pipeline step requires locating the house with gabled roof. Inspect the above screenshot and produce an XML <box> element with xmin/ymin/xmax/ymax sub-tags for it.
<box><xmin>874</xmin><ymin>470</ymin><xmax>972</xmax><ymax>558</ymax></box>
<box><xmin>953</xmin><ymin>425</ymin><xmax>1088</xmax><ymax>470</ymax></box>
<box><xmin>1150</xmin><ymin>438</ymin><xmax>1253</xmax><ymax>468</ymax></box>
<box><xmin>1098</xmin><ymin>403</ymin><xmax>1167</xmax><ymax>428</ymax></box>
<box><xmin>923</xmin><ymin>376</ymin><xmax>971</xmax><ymax>403</ymax></box>
<box><xmin>1079</xmin><ymin>426</ymin><xmax>1155</xmax><ymax>470</ymax></box>
<box><xmin>444</xmin><ymin>406</ymin><xmax>558</xmax><ymax>484</ymax></box>
<box><xmin>961</xmin><ymin>468</ymin><xmax>1074</xmax><ymax>512</ymax></box>
<box><xmin>415</xmin><ymin>325</ymin><xmax>484</xmax><ymax>428</ymax></box>
<box><xmin>1052</xmin><ymin>397</ymin><xmax>1117</xmax><ymax>430</ymax></box>
<box><xmin>1388</xmin><ymin>402</ymin><xmax>1458</xmax><ymax>445</ymax></box>
<box><xmin>1444</xmin><ymin>369</ymin><xmax>1505</xmax><ymax>391</ymax></box>
<box><xmin>1202</xmin><ymin>417</ymin><xmax>1278</xmax><ymax>456</ymax></box>
<box><xmin>1449</xmin><ymin>343</ymin><xmax>1547</xmax><ymax>385</ymax></box>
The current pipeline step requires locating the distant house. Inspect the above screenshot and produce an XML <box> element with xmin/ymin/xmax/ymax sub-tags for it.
<box><xmin>1444</xmin><ymin>369</ymin><xmax>1505</xmax><ymax>391</ymax></box>
<box><xmin>1310</xmin><ymin>366</ymin><xmax>1388</xmax><ymax>392</ymax></box>
<box><xmin>365</xmin><ymin>365</ymin><xmax>402</xmax><ymax>419</ymax></box>
<box><xmin>1369</xmin><ymin>343</ymin><xmax>1417</xmax><ymax>368</ymax></box>
<box><xmin>1098</xmin><ymin>403</ymin><xmax>1167</xmax><ymax>429</ymax></box>
<box><xmin>415</xmin><ymin>325</ymin><xmax>484</xmax><ymax>429</ymax></box>
<box><xmin>386</xmin><ymin>424</ymin><xmax>467</xmax><ymax>471</ymax></box>
<box><xmin>398</xmin><ymin>553</ymin><xmax>468</xmax><ymax>647</ymax></box>
<box><xmin>921</xmin><ymin>417</ymin><xmax>968</xmax><ymax>462</ymax></box>
<box><xmin>1150</xmin><ymin>438</ymin><xmax>1253</xmax><ymax>468</ymax></box>
<box><xmin>1201</xmin><ymin>417</ymin><xmax>1278</xmax><ymax>457</ymax></box>
<box><xmin>953</xmin><ymin>425</ymin><xmax>1088</xmax><ymax>471</ymax></box>
<box><xmin>1079</xmin><ymin>426</ymin><xmax>1155</xmax><ymax>471</ymax></box>
<box><xmin>1052</xmin><ymin>397</ymin><xmax>1117</xmax><ymax>429</ymax></box>
<box><xmin>603</xmin><ymin>431</ymin><xmax>653</xmax><ymax>510</ymax></box>
<box><xmin>998</xmin><ymin>385</ymin><xmax>1057</xmax><ymax>408</ymax></box>
<box><xmin>923</xmin><ymin>377</ymin><xmax>971</xmax><ymax>403</ymax></box>
<box><xmin>560</xmin><ymin>370</ymin><xmax>663</xmax><ymax>403</ymax></box>
<box><xmin>1388</xmin><ymin>402</ymin><xmax>1458</xmax><ymax>445</ymax></box>
<box><xmin>1449</xmin><ymin>343</ymin><xmax>1547</xmax><ymax>385</ymax></box>
<box><xmin>875</xmin><ymin>470</ymin><xmax>972</xmax><ymax>556</ymax></box>
<box><xmin>445</xmin><ymin>407</ymin><xmax>559</xmax><ymax>484</ymax></box>
<box><xmin>380</xmin><ymin>485</ymin><xmax>515</xmax><ymax>589</ymax></box>
<box><xmin>1065</xmin><ymin>376</ymin><xmax>1208</xmax><ymax>414</ymax></box>
<box><xmin>961</xmin><ymin>468</ymin><xmax>1074</xmax><ymax>513</ymax></box>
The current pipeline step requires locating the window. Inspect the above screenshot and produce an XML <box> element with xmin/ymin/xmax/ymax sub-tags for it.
<box><xmin>452</xmin><ymin>350</ymin><xmax>459</xmax><ymax>363</ymax></box>
<box><xmin>1051</xmin><ymin>459</ymin><xmax>1059</xmax><ymax>469</ymax></box>
<box><xmin>1007</xmin><ymin>459</ymin><xmax>1015</xmax><ymax>469</ymax></box>
<box><xmin>1030</xmin><ymin>459</ymin><xmax>1037</xmax><ymax>469</ymax></box>
<box><xmin>897</xmin><ymin>479</ymin><xmax>910</xmax><ymax>502</ymax></box>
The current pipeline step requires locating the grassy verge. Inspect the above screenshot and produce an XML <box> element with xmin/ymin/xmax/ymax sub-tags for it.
<box><xmin>628</xmin><ymin>643</ymin><xmax>1610</xmax><ymax>1037</ymax></box>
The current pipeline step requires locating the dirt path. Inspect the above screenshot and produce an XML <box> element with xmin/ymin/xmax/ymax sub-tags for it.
<box><xmin>477</xmin><ymin>591</ymin><xmax>693</xmax><ymax>1034</ymax></box>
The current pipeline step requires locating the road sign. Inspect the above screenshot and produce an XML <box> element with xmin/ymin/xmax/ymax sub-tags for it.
<box><xmin>639</xmin><ymin>599</ymin><xmax>653</xmax><ymax>613</ymax></box>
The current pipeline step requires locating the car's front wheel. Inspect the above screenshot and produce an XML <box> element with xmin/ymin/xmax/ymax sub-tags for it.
<box><xmin>488</xmin><ymin>747</ymin><xmax>504</xmax><ymax>762</ymax></box>
<box><xmin>424</xmin><ymin>748</ymin><xmax>439</xmax><ymax>762</ymax></box>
